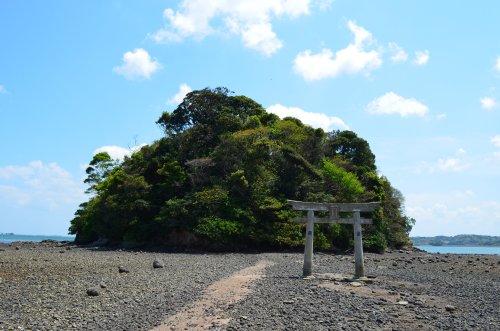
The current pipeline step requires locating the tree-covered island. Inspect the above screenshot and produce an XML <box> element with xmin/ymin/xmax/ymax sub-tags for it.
<box><xmin>70</xmin><ymin>88</ymin><xmax>415</xmax><ymax>252</ymax></box>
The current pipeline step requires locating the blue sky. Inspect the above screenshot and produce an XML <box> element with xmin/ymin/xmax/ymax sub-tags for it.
<box><xmin>1</xmin><ymin>0</ymin><xmax>499</xmax><ymax>236</ymax></box>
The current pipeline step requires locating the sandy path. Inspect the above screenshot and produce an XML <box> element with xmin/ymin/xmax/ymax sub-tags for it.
<box><xmin>152</xmin><ymin>259</ymin><xmax>273</xmax><ymax>330</ymax></box>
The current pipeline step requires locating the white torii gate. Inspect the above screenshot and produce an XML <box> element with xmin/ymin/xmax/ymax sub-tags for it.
<box><xmin>287</xmin><ymin>200</ymin><xmax>380</xmax><ymax>278</ymax></box>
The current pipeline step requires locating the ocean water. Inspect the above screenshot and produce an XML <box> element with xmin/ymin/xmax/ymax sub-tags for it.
<box><xmin>417</xmin><ymin>245</ymin><xmax>500</xmax><ymax>255</ymax></box>
<box><xmin>0</xmin><ymin>233</ymin><xmax>75</xmax><ymax>244</ymax></box>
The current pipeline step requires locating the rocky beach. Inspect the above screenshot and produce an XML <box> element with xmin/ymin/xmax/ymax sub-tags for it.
<box><xmin>0</xmin><ymin>241</ymin><xmax>498</xmax><ymax>330</ymax></box>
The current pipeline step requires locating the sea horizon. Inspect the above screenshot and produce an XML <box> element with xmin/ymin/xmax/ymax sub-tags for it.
<box><xmin>0</xmin><ymin>233</ymin><xmax>75</xmax><ymax>244</ymax></box>
<box><xmin>416</xmin><ymin>245</ymin><xmax>500</xmax><ymax>255</ymax></box>
<box><xmin>2</xmin><ymin>233</ymin><xmax>499</xmax><ymax>255</ymax></box>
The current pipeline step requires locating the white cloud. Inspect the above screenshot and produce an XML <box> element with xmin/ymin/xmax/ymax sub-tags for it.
<box><xmin>0</xmin><ymin>85</ymin><xmax>6</xmax><ymax>94</ymax></box>
<box><xmin>495</xmin><ymin>56</ymin><xmax>500</xmax><ymax>72</ymax></box>
<box><xmin>151</xmin><ymin>0</ymin><xmax>313</xmax><ymax>56</ymax></box>
<box><xmin>407</xmin><ymin>190</ymin><xmax>500</xmax><ymax>236</ymax></box>
<box><xmin>267</xmin><ymin>103</ymin><xmax>349</xmax><ymax>131</ymax></box>
<box><xmin>388</xmin><ymin>42</ymin><xmax>408</xmax><ymax>63</ymax></box>
<box><xmin>0</xmin><ymin>161</ymin><xmax>84</xmax><ymax>209</ymax></box>
<box><xmin>169</xmin><ymin>83</ymin><xmax>193</xmax><ymax>105</ymax></box>
<box><xmin>491</xmin><ymin>135</ymin><xmax>500</xmax><ymax>148</ymax></box>
<box><xmin>480</xmin><ymin>97</ymin><xmax>496</xmax><ymax>110</ymax></box>
<box><xmin>240</xmin><ymin>22</ymin><xmax>282</xmax><ymax>56</ymax></box>
<box><xmin>413</xmin><ymin>50</ymin><xmax>429</xmax><ymax>66</ymax></box>
<box><xmin>366</xmin><ymin>92</ymin><xmax>429</xmax><ymax>117</ymax></box>
<box><xmin>113</xmin><ymin>48</ymin><xmax>161</xmax><ymax>80</ymax></box>
<box><xmin>293</xmin><ymin>21</ymin><xmax>382</xmax><ymax>81</ymax></box>
<box><xmin>94</xmin><ymin>144</ymin><xmax>146</xmax><ymax>161</ymax></box>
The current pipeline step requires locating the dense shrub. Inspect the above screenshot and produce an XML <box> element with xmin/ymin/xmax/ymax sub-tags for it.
<box><xmin>70</xmin><ymin>88</ymin><xmax>415</xmax><ymax>251</ymax></box>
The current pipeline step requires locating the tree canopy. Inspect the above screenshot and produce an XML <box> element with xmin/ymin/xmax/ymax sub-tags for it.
<box><xmin>70</xmin><ymin>88</ymin><xmax>415</xmax><ymax>252</ymax></box>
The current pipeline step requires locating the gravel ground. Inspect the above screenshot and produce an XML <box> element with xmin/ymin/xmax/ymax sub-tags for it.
<box><xmin>228</xmin><ymin>252</ymin><xmax>499</xmax><ymax>330</ymax></box>
<box><xmin>0</xmin><ymin>242</ymin><xmax>259</xmax><ymax>330</ymax></box>
<box><xmin>0</xmin><ymin>242</ymin><xmax>498</xmax><ymax>330</ymax></box>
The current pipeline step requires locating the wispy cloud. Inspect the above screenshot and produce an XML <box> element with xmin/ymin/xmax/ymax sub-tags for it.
<box><xmin>0</xmin><ymin>161</ymin><xmax>84</xmax><ymax>209</ymax></box>
<box><xmin>413</xmin><ymin>50</ymin><xmax>430</xmax><ymax>66</ymax></box>
<box><xmin>414</xmin><ymin>149</ymin><xmax>471</xmax><ymax>174</ymax></box>
<box><xmin>435</xmin><ymin>113</ymin><xmax>447</xmax><ymax>120</ymax></box>
<box><xmin>388</xmin><ymin>42</ymin><xmax>408</xmax><ymax>63</ymax></box>
<box><xmin>480</xmin><ymin>97</ymin><xmax>497</xmax><ymax>110</ymax></box>
<box><xmin>491</xmin><ymin>135</ymin><xmax>500</xmax><ymax>148</ymax></box>
<box><xmin>407</xmin><ymin>190</ymin><xmax>500</xmax><ymax>236</ymax></box>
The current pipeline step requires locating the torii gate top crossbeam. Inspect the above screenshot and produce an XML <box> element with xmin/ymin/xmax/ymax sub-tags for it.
<box><xmin>288</xmin><ymin>200</ymin><xmax>380</xmax><ymax>212</ymax></box>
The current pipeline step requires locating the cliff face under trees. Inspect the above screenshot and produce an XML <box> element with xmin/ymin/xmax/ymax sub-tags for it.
<box><xmin>70</xmin><ymin>88</ymin><xmax>415</xmax><ymax>252</ymax></box>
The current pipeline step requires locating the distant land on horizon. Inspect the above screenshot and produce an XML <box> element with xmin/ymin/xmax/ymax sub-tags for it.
<box><xmin>412</xmin><ymin>234</ymin><xmax>500</xmax><ymax>247</ymax></box>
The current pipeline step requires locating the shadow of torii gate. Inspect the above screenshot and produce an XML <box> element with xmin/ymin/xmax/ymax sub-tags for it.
<box><xmin>287</xmin><ymin>200</ymin><xmax>380</xmax><ymax>278</ymax></box>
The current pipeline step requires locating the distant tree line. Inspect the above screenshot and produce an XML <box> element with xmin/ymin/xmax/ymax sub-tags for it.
<box><xmin>412</xmin><ymin>235</ymin><xmax>500</xmax><ymax>246</ymax></box>
<box><xmin>70</xmin><ymin>88</ymin><xmax>415</xmax><ymax>252</ymax></box>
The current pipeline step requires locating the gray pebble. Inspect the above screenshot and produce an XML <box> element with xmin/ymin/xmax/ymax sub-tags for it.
<box><xmin>86</xmin><ymin>288</ymin><xmax>99</xmax><ymax>297</ymax></box>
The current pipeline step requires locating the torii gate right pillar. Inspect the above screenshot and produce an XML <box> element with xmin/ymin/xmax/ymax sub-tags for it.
<box><xmin>353</xmin><ymin>210</ymin><xmax>365</xmax><ymax>278</ymax></box>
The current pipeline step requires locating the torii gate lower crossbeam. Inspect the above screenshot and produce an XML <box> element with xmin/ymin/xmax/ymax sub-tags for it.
<box><xmin>287</xmin><ymin>200</ymin><xmax>380</xmax><ymax>278</ymax></box>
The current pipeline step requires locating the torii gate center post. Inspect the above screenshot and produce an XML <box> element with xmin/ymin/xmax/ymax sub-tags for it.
<box><xmin>287</xmin><ymin>200</ymin><xmax>380</xmax><ymax>278</ymax></box>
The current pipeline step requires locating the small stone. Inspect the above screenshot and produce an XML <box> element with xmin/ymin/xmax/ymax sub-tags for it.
<box><xmin>283</xmin><ymin>300</ymin><xmax>294</xmax><ymax>304</ymax></box>
<box><xmin>86</xmin><ymin>288</ymin><xmax>99</xmax><ymax>296</ymax></box>
<box><xmin>445</xmin><ymin>305</ymin><xmax>457</xmax><ymax>312</ymax></box>
<box><xmin>153</xmin><ymin>260</ymin><xmax>164</xmax><ymax>269</ymax></box>
<box><xmin>15</xmin><ymin>246</ymin><xmax>20</xmax><ymax>250</ymax></box>
<box><xmin>392</xmin><ymin>262</ymin><xmax>398</xmax><ymax>267</ymax></box>
<box><xmin>118</xmin><ymin>266</ymin><xmax>129</xmax><ymax>273</ymax></box>
<box><xmin>350</xmin><ymin>282</ymin><xmax>363</xmax><ymax>287</ymax></box>
<box><xmin>397</xmin><ymin>300</ymin><xmax>408</xmax><ymax>305</ymax></box>
<box><xmin>99</xmin><ymin>282</ymin><xmax>107</xmax><ymax>289</ymax></box>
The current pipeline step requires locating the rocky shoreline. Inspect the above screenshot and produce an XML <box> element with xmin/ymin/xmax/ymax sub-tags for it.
<box><xmin>0</xmin><ymin>241</ymin><xmax>498</xmax><ymax>330</ymax></box>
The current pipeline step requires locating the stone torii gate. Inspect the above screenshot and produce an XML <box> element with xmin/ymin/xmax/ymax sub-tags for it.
<box><xmin>287</xmin><ymin>200</ymin><xmax>380</xmax><ymax>278</ymax></box>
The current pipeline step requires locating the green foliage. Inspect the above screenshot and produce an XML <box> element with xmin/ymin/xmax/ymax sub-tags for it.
<box><xmin>70</xmin><ymin>87</ymin><xmax>415</xmax><ymax>251</ymax></box>
<box><xmin>272</xmin><ymin>221</ymin><xmax>304</xmax><ymax>248</ymax></box>
<box><xmin>363</xmin><ymin>232</ymin><xmax>388</xmax><ymax>253</ymax></box>
<box><xmin>322</xmin><ymin>158</ymin><xmax>364</xmax><ymax>201</ymax></box>
<box><xmin>327</xmin><ymin>130</ymin><xmax>376</xmax><ymax>174</ymax></box>
<box><xmin>84</xmin><ymin>152</ymin><xmax>118</xmax><ymax>193</ymax></box>
<box><xmin>195</xmin><ymin>217</ymin><xmax>243</xmax><ymax>246</ymax></box>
